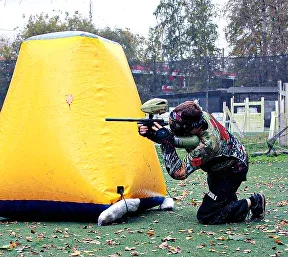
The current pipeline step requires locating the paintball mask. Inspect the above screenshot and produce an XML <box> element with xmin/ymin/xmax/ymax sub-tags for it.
<box><xmin>169</xmin><ymin>110</ymin><xmax>207</xmax><ymax>136</ymax></box>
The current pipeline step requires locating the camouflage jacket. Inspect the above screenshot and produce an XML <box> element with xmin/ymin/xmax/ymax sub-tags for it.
<box><xmin>160</xmin><ymin>112</ymin><xmax>248</xmax><ymax>180</ymax></box>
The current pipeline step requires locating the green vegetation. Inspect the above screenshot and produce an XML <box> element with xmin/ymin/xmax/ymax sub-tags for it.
<box><xmin>0</xmin><ymin>133</ymin><xmax>288</xmax><ymax>256</ymax></box>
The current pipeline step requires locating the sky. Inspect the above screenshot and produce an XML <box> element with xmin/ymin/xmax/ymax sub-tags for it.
<box><xmin>0</xmin><ymin>0</ymin><xmax>228</xmax><ymax>51</ymax></box>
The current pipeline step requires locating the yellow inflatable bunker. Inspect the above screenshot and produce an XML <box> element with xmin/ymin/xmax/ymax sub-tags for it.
<box><xmin>0</xmin><ymin>31</ymin><xmax>167</xmax><ymax>221</ymax></box>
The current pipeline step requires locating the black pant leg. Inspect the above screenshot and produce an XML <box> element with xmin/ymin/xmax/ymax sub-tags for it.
<box><xmin>197</xmin><ymin>166</ymin><xmax>249</xmax><ymax>225</ymax></box>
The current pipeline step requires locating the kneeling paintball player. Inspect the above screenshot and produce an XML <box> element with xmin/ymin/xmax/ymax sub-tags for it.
<box><xmin>138</xmin><ymin>100</ymin><xmax>266</xmax><ymax>225</ymax></box>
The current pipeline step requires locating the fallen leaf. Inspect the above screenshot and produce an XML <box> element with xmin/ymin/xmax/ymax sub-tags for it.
<box><xmin>168</xmin><ymin>246</ymin><xmax>181</xmax><ymax>254</ymax></box>
<box><xmin>0</xmin><ymin>245</ymin><xmax>11</xmax><ymax>250</ymax></box>
<box><xmin>114</xmin><ymin>229</ymin><xmax>124</xmax><ymax>234</ymax></box>
<box><xmin>125</xmin><ymin>247</ymin><xmax>136</xmax><ymax>251</ymax></box>
<box><xmin>70</xmin><ymin>251</ymin><xmax>81</xmax><ymax>256</ymax></box>
<box><xmin>146</xmin><ymin>230</ymin><xmax>155</xmax><ymax>236</ymax></box>
<box><xmin>26</xmin><ymin>236</ymin><xmax>33</xmax><ymax>242</ymax></box>
<box><xmin>106</xmin><ymin>239</ymin><xmax>117</xmax><ymax>245</ymax></box>
<box><xmin>277</xmin><ymin>200</ymin><xmax>288</xmax><ymax>207</ymax></box>
<box><xmin>158</xmin><ymin>242</ymin><xmax>168</xmax><ymax>249</ymax></box>
<box><xmin>162</xmin><ymin>235</ymin><xmax>176</xmax><ymax>242</ymax></box>
<box><xmin>275</xmin><ymin>239</ymin><xmax>284</xmax><ymax>245</ymax></box>
<box><xmin>215</xmin><ymin>236</ymin><xmax>226</xmax><ymax>241</ymax></box>
<box><xmin>130</xmin><ymin>251</ymin><xmax>139</xmax><ymax>256</ymax></box>
<box><xmin>244</xmin><ymin>238</ymin><xmax>256</xmax><ymax>244</ymax></box>
<box><xmin>10</xmin><ymin>232</ymin><xmax>16</xmax><ymax>237</ymax></box>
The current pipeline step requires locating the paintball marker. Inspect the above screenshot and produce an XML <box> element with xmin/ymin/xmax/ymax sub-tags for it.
<box><xmin>105</xmin><ymin>98</ymin><xmax>200</xmax><ymax>150</ymax></box>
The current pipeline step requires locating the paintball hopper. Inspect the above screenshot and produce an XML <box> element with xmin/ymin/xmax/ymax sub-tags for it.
<box><xmin>105</xmin><ymin>98</ymin><xmax>168</xmax><ymax>126</ymax></box>
<box><xmin>141</xmin><ymin>98</ymin><xmax>168</xmax><ymax>115</ymax></box>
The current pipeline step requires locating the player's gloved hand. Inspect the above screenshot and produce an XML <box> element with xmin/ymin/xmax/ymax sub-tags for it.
<box><xmin>138</xmin><ymin>125</ymin><xmax>152</xmax><ymax>138</ymax></box>
<box><xmin>138</xmin><ymin>122</ymin><xmax>174</xmax><ymax>144</ymax></box>
<box><xmin>141</xmin><ymin>127</ymin><xmax>173</xmax><ymax>144</ymax></box>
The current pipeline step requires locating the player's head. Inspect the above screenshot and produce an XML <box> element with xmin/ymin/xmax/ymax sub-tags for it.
<box><xmin>169</xmin><ymin>101</ymin><xmax>207</xmax><ymax>136</ymax></box>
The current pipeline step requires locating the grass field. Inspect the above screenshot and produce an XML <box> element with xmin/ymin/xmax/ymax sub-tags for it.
<box><xmin>0</xmin><ymin>133</ymin><xmax>288</xmax><ymax>257</ymax></box>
